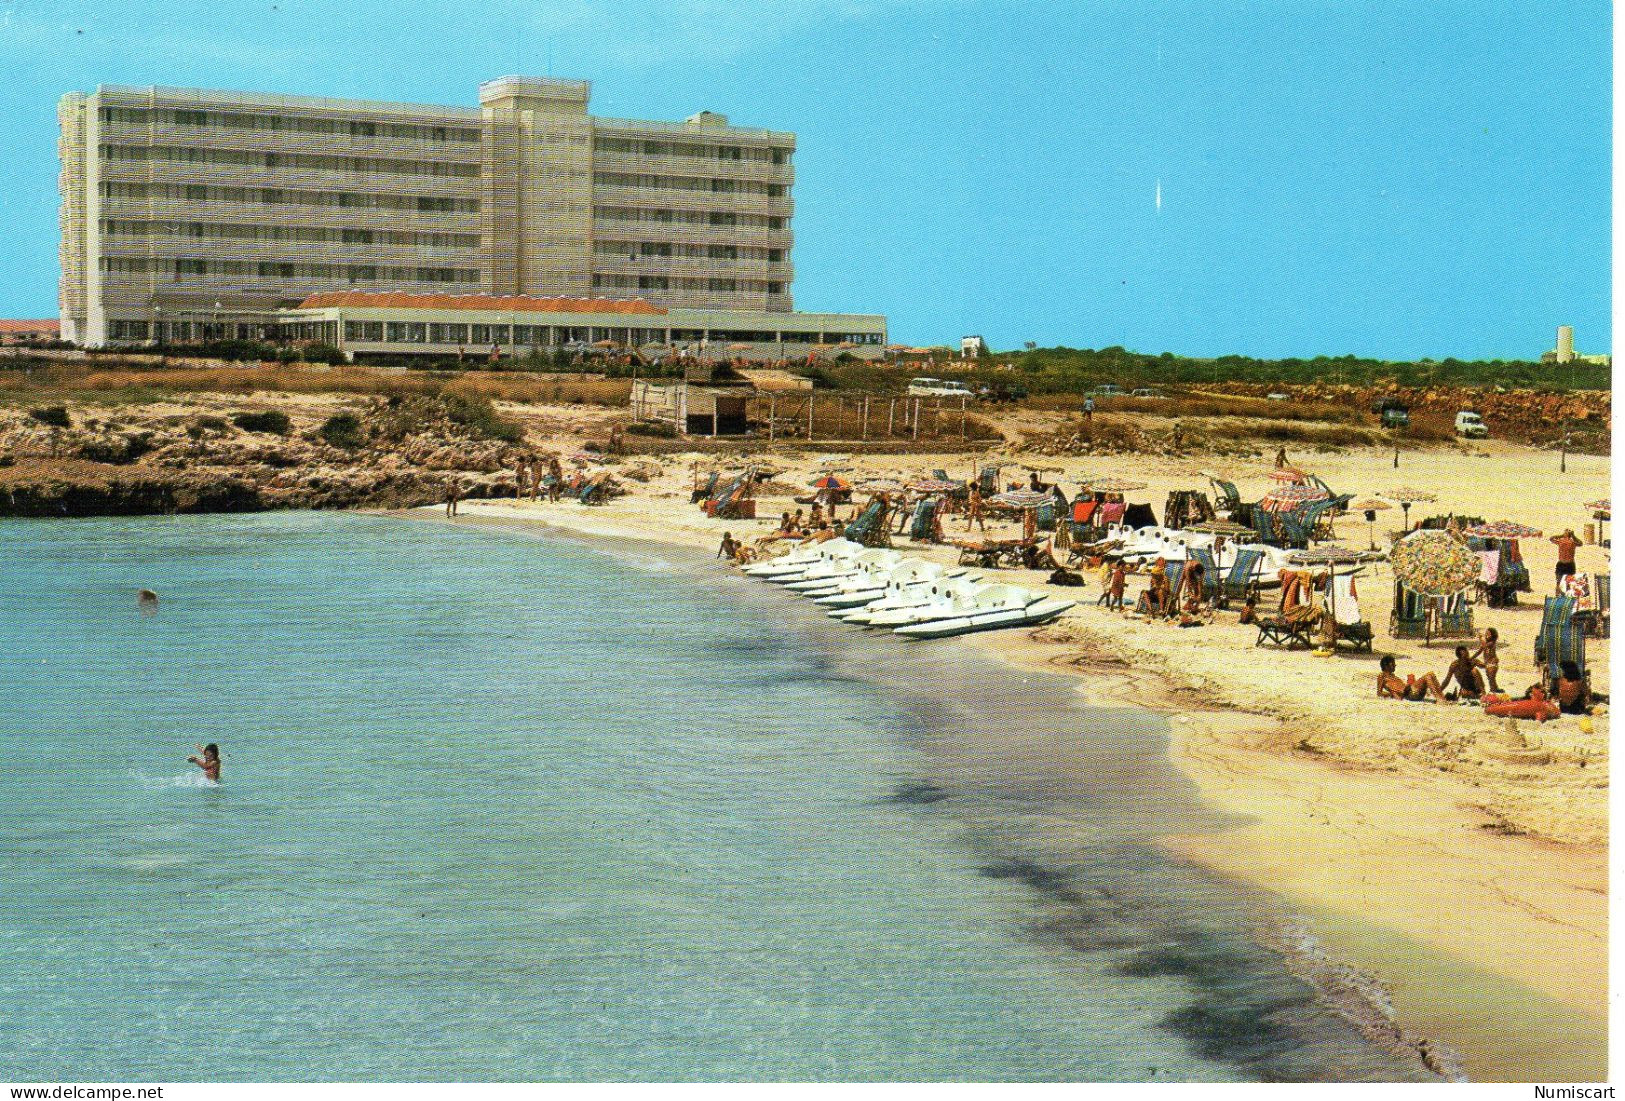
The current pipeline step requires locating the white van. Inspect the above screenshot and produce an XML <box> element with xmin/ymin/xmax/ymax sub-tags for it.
<box><xmin>1454</xmin><ymin>411</ymin><xmax>1489</xmax><ymax>439</ymax></box>
<box><xmin>907</xmin><ymin>377</ymin><xmax>975</xmax><ymax>398</ymax></box>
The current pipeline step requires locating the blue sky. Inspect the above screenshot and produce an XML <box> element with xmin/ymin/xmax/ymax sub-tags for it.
<box><xmin>0</xmin><ymin>0</ymin><xmax>1610</xmax><ymax>358</ymax></box>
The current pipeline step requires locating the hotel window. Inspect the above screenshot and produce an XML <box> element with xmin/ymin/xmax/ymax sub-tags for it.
<box><xmin>638</xmin><ymin>275</ymin><xmax>668</xmax><ymax>291</ymax></box>
<box><xmin>342</xmin><ymin>229</ymin><xmax>373</xmax><ymax>244</ymax></box>
<box><xmin>708</xmin><ymin>245</ymin><xmax>738</xmax><ymax>260</ymax></box>
<box><xmin>709</xmin><ymin>278</ymin><xmax>736</xmax><ymax>293</ymax></box>
<box><xmin>708</xmin><ymin>212</ymin><xmax>736</xmax><ymax>227</ymax></box>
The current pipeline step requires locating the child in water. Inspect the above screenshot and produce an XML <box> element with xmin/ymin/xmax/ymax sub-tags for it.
<box><xmin>188</xmin><ymin>743</ymin><xmax>221</xmax><ymax>783</ymax></box>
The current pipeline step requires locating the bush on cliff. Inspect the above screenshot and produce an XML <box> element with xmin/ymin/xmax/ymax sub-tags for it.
<box><xmin>319</xmin><ymin>412</ymin><xmax>366</xmax><ymax>449</ymax></box>
<box><xmin>232</xmin><ymin>410</ymin><xmax>293</xmax><ymax>435</ymax></box>
<box><xmin>29</xmin><ymin>406</ymin><xmax>71</xmax><ymax>428</ymax></box>
<box><xmin>440</xmin><ymin>394</ymin><xmax>524</xmax><ymax>444</ymax></box>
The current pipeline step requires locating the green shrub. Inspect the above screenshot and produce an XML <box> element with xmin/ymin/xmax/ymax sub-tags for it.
<box><xmin>441</xmin><ymin>394</ymin><xmax>523</xmax><ymax>443</ymax></box>
<box><xmin>28</xmin><ymin>405</ymin><xmax>71</xmax><ymax>428</ymax></box>
<box><xmin>319</xmin><ymin>411</ymin><xmax>366</xmax><ymax>449</ymax></box>
<box><xmin>300</xmin><ymin>343</ymin><xmax>347</xmax><ymax>366</ymax></box>
<box><xmin>232</xmin><ymin>409</ymin><xmax>292</xmax><ymax>434</ymax></box>
<box><xmin>625</xmin><ymin>420</ymin><xmax>677</xmax><ymax>438</ymax></box>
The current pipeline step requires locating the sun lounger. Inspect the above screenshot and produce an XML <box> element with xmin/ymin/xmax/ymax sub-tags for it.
<box><xmin>1390</xmin><ymin>586</ymin><xmax>1474</xmax><ymax>645</ymax></box>
<box><xmin>1250</xmin><ymin>510</ymin><xmax>1278</xmax><ymax>546</ymax></box>
<box><xmin>1255</xmin><ymin>613</ymin><xmax>1316</xmax><ymax>649</ymax></box>
<box><xmin>844</xmin><ymin>499</ymin><xmax>890</xmax><ymax>547</ymax></box>
<box><xmin>692</xmin><ymin>471</ymin><xmax>720</xmax><ymax>505</ymax></box>
<box><xmin>1187</xmin><ymin>547</ymin><xmax>1221</xmax><ymax>602</ymax></box>
<box><xmin>1535</xmin><ymin>595</ymin><xmax>1585</xmax><ymax>682</ymax></box>
<box><xmin>908</xmin><ymin>497</ymin><xmax>939</xmax><ymax>542</ymax></box>
<box><xmin>1276</xmin><ymin>510</ymin><xmax>1311</xmax><ymax>550</ymax></box>
<box><xmin>1221</xmin><ymin>548</ymin><xmax>1264</xmax><ymax>603</ymax></box>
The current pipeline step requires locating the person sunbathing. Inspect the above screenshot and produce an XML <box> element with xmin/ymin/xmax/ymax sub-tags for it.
<box><xmin>1377</xmin><ymin>654</ymin><xmax>1446</xmax><ymax>703</ymax></box>
<box><xmin>1553</xmin><ymin>661</ymin><xmax>1591</xmax><ymax>715</ymax></box>
<box><xmin>1237</xmin><ymin>595</ymin><xmax>1259</xmax><ymax>625</ymax></box>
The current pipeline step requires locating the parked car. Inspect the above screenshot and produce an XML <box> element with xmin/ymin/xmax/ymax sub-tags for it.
<box><xmin>976</xmin><ymin>383</ymin><xmax>1029</xmax><ymax>402</ymax></box>
<box><xmin>1373</xmin><ymin>399</ymin><xmax>1410</xmax><ymax>428</ymax></box>
<box><xmin>1455</xmin><ymin>410</ymin><xmax>1489</xmax><ymax>438</ymax></box>
<box><xmin>907</xmin><ymin>377</ymin><xmax>976</xmax><ymax>398</ymax></box>
<box><xmin>1093</xmin><ymin>383</ymin><xmax>1124</xmax><ymax>396</ymax></box>
<box><xmin>1130</xmin><ymin>387</ymin><xmax>1162</xmax><ymax>399</ymax></box>
<box><xmin>1266</xmin><ymin>392</ymin><xmax>1290</xmax><ymax>401</ymax></box>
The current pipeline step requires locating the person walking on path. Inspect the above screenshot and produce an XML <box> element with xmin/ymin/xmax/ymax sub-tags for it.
<box><xmin>1551</xmin><ymin>529</ymin><xmax>1581</xmax><ymax>593</ymax></box>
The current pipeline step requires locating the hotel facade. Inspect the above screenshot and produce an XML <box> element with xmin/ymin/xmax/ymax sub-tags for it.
<box><xmin>58</xmin><ymin>78</ymin><xmax>885</xmax><ymax>357</ymax></box>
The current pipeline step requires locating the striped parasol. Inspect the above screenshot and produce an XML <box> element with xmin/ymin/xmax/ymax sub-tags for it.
<box><xmin>1258</xmin><ymin>484</ymin><xmax>1330</xmax><ymax>512</ymax></box>
<box><xmin>1285</xmin><ymin>544</ymin><xmax>1384</xmax><ymax>565</ymax></box>
<box><xmin>1586</xmin><ymin>498</ymin><xmax>1610</xmax><ymax>514</ymax></box>
<box><xmin>808</xmin><ymin>474</ymin><xmax>851</xmax><ymax>491</ymax></box>
<box><xmin>991</xmin><ymin>490</ymin><xmax>1054</xmax><ymax>509</ymax></box>
<box><xmin>1079</xmin><ymin>477</ymin><xmax>1148</xmax><ymax>493</ymax></box>
<box><xmin>1390</xmin><ymin>529</ymin><xmax>1481</xmax><ymax>596</ymax></box>
<box><xmin>1267</xmin><ymin>466</ymin><xmax>1311</xmax><ymax>484</ymax></box>
<box><xmin>1463</xmin><ymin>521</ymin><xmax>1543</xmax><ymax>540</ymax></box>
<box><xmin>1184</xmin><ymin>519</ymin><xmax>1255</xmax><ymax>537</ymax></box>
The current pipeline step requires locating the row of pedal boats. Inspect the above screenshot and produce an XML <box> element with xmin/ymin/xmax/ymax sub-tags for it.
<box><xmin>739</xmin><ymin>538</ymin><xmax>1075</xmax><ymax>639</ymax></box>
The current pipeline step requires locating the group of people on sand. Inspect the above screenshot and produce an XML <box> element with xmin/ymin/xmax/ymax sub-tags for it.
<box><xmin>1376</xmin><ymin>628</ymin><xmax>1596</xmax><ymax>720</ymax></box>
<box><xmin>514</xmin><ymin>455</ymin><xmax>566</xmax><ymax>503</ymax></box>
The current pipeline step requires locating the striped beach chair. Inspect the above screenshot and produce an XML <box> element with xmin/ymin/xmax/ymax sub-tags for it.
<box><xmin>1535</xmin><ymin>596</ymin><xmax>1584</xmax><ymax>683</ymax></box>
<box><xmin>1221</xmin><ymin>548</ymin><xmax>1264</xmax><ymax>604</ymax></box>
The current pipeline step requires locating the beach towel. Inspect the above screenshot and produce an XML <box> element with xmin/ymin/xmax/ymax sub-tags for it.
<box><xmin>1562</xmin><ymin>573</ymin><xmax>1597</xmax><ymax>612</ymax></box>
<box><xmin>1099</xmin><ymin>502</ymin><xmax>1126</xmax><ymax>525</ymax></box>
<box><xmin>1072</xmin><ymin>500</ymin><xmax>1099</xmax><ymax>524</ymax></box>
<box><xmin>1475</xmin><ymin>549</ymin><xmax>1500</xmax><ymax>585</ymax></box>
<box><xmin>1332</xmin><ymin>574</ymin><xmax>1362</xmax><ymax>626</ymax></box>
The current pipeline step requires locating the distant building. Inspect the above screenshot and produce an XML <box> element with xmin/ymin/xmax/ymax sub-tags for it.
<box><xmin>960</xmin><ymin>335</ymin><xmax>987</xmax><ymax>359</ymax></box>
<box><xmin>630</xmin><ymin>363</ymin><xmax>754</xmax><ymax>435</ymax></box>
<box><xmin>1542</xmin><ymin>325</ymin><xmax>1610</xmax><ymax>366</ymax></box>
<box><xmin>0</xmin><ymin>319</ymin><xmax>62</xmax><ymax>345</ymax></box>
<box><xmin>58</xmin><ymin>77</ymin><xmax>883</xmax><ymax>351</ymax></box>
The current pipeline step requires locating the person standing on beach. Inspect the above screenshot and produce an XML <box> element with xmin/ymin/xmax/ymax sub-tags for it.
<box><xmin>1274</xmin><ymin>447</ymin><xmax>1289</xmax><ymax>468</ymax></box>
<box><xmin>445</xmin><ymin>479</ymin><xmax>462</xmax><ymax>517</ymax></box>
<box><xmin>1108</xmin><ymin>561</ymin><xmax>1127</xmax><ymax>611</ymax></box>
<box><xmin>1472</xmin><ymin>627</ymin><xmax>1501</xmax><ymax>693</ymax></box>
<box><xmin>1551</xmin><ymin>528</ymin><xmax>1580</xmax><ymax>593</ymax></box>
<box><xmin>516</xmin><ymin>458</ymin><xmax>530</xmax><ymax>498</ymax></box>
<box><xmin>966</xmin><ymin>483</ymin><xmax>985</xmax><ymax>532</ymax></box>
<box><xmin>188</xmin><ymin>744</ymin><xmax>221</xmax><ymax>783</ymax></box>
<box><xmin>1083</xmin><ymin>396</ymin><xmax>1094</xmax><ymax>424</ymax></box>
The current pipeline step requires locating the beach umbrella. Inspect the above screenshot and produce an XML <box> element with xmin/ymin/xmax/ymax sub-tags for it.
<box><xmin>1385</xmin><ymin>486</ymin><xmax>1437</xmax><ymax>532</ymax></box>
<box><xmin>908</xmin><ymin>478</ymin><xmax>962</xmax><ymax>494</ymax></box>
<box><xmin>991</xmin><ymin>490</ymin><xmax>1053</xmax><ymax>509</ymax></box>
<box><xmin>807</xmin><ymin>474</ymin><xmax>851</xmax><ymax>491</ymax></box>
<box><xmin>1079</xmin><ymin>477</ymin><xmax>1147</xmax><ymax>493</ymax></box>
<box><xmin>1350</xmin><ymin>498</ymin><xmax>1393</xmax><ymax>549</ymax></box>
<box><xmin>1267</xmin><ymin>466</ymin><xmax>1311</xmax><ymax>484</ymax></box>
<box><xmin>1185</xmin><ymin>519</ymin><xmax>1254</xmax><ymax>536</ymax></box>
<box><xmin>1390</xmin><ymin>529</ymin><xmax>1481</xmax><ymax>597</ymax></box>
<box><xmin>1258</xmin><ymin>484</ymin><xmax>1329</xmax><ymax>512</ymax></box>
<box><xmin>1463</xmin><ymin>521</ymin><xmax>1543</xmax><ymax>540</ymax></box>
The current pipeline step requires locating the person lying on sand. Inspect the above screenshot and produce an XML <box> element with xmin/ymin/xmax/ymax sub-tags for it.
<box><xmin>188</xmin><ymin>743</ymin><xmax>221</xmax><ymax>783</ymax></box>
<box><xmin>1553</xmin><ymin>661</ymin><xmax>1591</xmax><ymax>716</ymax></box>
<box><xmin>1377</xmin><ymin>655</ymin><xmax>1446</xmax><ymax>703</ymax></box>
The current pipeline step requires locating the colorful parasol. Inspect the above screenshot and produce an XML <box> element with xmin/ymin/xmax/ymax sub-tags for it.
<box><xmin>1463</xmin><ymin>521</ymin><xmax>1543</xmax><ymax>540</ymax></box>
<box><xmin>1390</xmin><ymin>529</ymin><xmax>1482</xmax><ymax>596</ymax></box>
<box><xmin>1079</xmin><ymin>477</ymin><xmax>1148</xmax><ymax>493</ymax></box>
<box><xmin>1184</xmin><ymin>519</ymin><xmax>1255</xmax><ymax>537</ymax></box>
<box><xmin>808</xmin><ymin>474</ymin><xmax>851</xmax><ymax>491</ymax></box>
<box><xmin>908</xmin><ymin>478</ymin><xmax>962</xmax><ymax>493</ymax></box>
<box><xmin>1267</xmin><ymin>466</ymin><xmax>1311</xmax><ymax>484</ymax></box>
<box><xmin>1285</xmin><ymin>544</ymin><xmax>1384</xmax><ymax>565</ymax></box>
<box><xmin>1585</xmin><ymin>498</ymin><xmax>1610</xmax><ymax>514</ymax></box>
<box><xmin>991</xmin><ymin>490</ymin><xmax>1054</xmax><ymax>509</ymax></box>
<box><xmin>1258</xmin><ymin>484</ymin><xmax>1330</xmax><ymax>512</ymax></box>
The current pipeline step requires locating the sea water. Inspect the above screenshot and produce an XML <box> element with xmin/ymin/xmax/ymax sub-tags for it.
<box><xmin>0</xmin><ymin>513</ymin><xmax>1428</xmax><ymax>1082</ymax></box>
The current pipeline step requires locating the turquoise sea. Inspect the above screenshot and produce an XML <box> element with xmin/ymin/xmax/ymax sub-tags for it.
<box><xmin>0</xmin><ymin>512</ymin><xmax>1428</xmax><ymax>1081</ymax></box>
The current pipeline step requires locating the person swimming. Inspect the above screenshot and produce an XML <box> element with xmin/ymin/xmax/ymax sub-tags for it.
<box><xmin>187</xmin><ymin>743</ymin><xmax>221</xmax><ymax>783</ymax></box>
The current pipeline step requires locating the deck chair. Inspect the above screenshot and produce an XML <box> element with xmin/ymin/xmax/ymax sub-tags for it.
<box><xmin>1330</xmin><ymin>574</ymin><xmax>1373</xmax><ymax>652</ymax></box>
<box><xmin>844</xmin><ymin>499</ymin><xmax>891</xmax><ymax>547</ymax></box>
<box><xmin>1133</xmin><ymin>563</ymin><xmax>1185</xmax><ymax>616</ymax></box>
<box><xmin>1276</xmin><ymin>511</ymin><xmax>1311</xmax><ymax>550</ymax></box>
<box><xmin>1222</xmin><ymin>548</ymin><xmax>1264</xmax><ymax>603</ymax></box>
<box><xmin>1535</xmin><ymin>596</ymin><xmax>1584</xmax><ymax>684</ymax></box>
<box><xmin>1187</xmin><ymin>547</ymin><xmax>1221</xmax><ymax>602</ymax></box>
<box><xmin>1251</xmin><ymin>509</ymin><xmax>1279</xmax><ymax>546</ymax></box>
<box><xmin>1256</xmin><ymin>611</ymin><xmax>1317</xmax><ymax>648</ymax></box>
<box><xmin>1390</xmin><ymin>585</ymin><xmax>1428</xmax><ymax>640</ymax></box>
<box><xmin>978</xmin><ymin>465</ymin><xmax>1000</xmax><ymax>496</ymax></box>
<box><xmin>908</xmin><ymin>497</ymin><xmax>939</xmax><ymax>542</ymax></box>
<box><xmin>1433</xmin><ymin>591</ymin><xmax>1475</xmax><ymax>640</ymax></box>
<box><xmin>691</xmin><ymin>471</ymin><xmax>719</xmax><ymax>505</ymax></box>
<box><xmin>1210</xmin><ymin>478</ymin><xmax>1243</xmax><ymax>516</ymax></box>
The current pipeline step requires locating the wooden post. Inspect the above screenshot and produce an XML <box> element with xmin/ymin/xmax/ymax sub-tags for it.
<box><xmin>960</xmin><ymin>395</ymin><xmax>968</xmax><ymax>438</ymax></box>
<box><xmin>768</xmin><ymin>393</ymin><xmax>776</xmax><ymax>442</ymax></box>
<box><xmin>836</xmin><ymin>397</ymin><xmax>844</xmax><ymax>441</ymax></box>
<box><xmin>888</xmin><ymin>399</ymin><xmax>895</xmax><ymax>437</ymax></box>
<box><xmin>807</xmin><ymin>394</ymin><xmax>814</xmax><ymax>441</ymax></box>
<box><xmin>912</xmin><ymin>398</ymin><xmax>920</xmax><ymax>441</ymax></box>
<box><xmin>861</xmin><ymin>396</ymin><xmax>869</xmax><ymax>440</ymax></box>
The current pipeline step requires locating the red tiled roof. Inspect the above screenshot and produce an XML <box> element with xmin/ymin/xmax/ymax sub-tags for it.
<box><xmin>0</xmin><ymin>319</ymin><xmax>60</xmax><ymax>333</ymax></box>
<box><xmin>295</xmin><ymin>292</ymin><xmax>667</xmax><ymax>316</ymax></box>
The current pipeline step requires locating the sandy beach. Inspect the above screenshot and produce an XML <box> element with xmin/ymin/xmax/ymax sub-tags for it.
<box><xmin>442</xmin><ymin>405</ymin><xmax>1608</xmax><ymax>1080</ymax></box>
